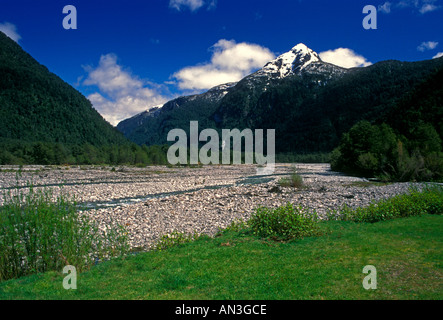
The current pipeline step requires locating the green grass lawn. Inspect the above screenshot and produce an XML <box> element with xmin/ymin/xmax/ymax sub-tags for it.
<box><xmin>1</xmin><ymin>214</ymin><xmax>441</xmax><ymax>300</ymax></box>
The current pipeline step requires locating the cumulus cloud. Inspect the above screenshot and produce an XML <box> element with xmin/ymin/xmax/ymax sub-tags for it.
<box><xmin>82</xmin><ymin>54</ymin><xmax>169</xmax><ymax>126</ymax></box>
<box><xmin>169</xmin><ymin>0</ymin><xmax>206</xmax><ymax>11</ymax></box>
<box><xmin>386</xmin><ymin>0</ymin><xmax>441</xmax><ymax>14</ymax></box>
<box><xmin>173</xmin><ymin>39</ymin><xmax>275</xmax><ymax>91</ymax></box>
<box><xmin>417</xmin><ymin>41</ymin><xmax>439</xmax><ymax>52</ymax></box>
<box><xmin>419</xmin><ymin>3</ymin><xmax>439</xmax><ymax>13</ymax></box>
<box><xmin>0</xmin><ymin>22</ymin><xmax>21</xmax><ymax>43</ymax></box>
<box><xmin>433</xmin><ymin>52</ymin><xmax>443</xmax><ymax>59</ymax></box>
<box><xmin>319</xmin><ymin>48</ymin><xmax>372</xmax><ymax>69</ymax></box>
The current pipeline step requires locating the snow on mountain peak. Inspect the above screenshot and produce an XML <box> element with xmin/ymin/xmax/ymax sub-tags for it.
<box><xmin>259</xmin><ymin>43</ymin><xmax>322</xmax><ymax>79</ymax></box>
<box><xmin>291</xmin><ymin>43</ymin><xmax>311</xmax><ymax>53</ymax></box>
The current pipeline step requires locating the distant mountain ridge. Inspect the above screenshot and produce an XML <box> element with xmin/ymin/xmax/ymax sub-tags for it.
<box><xmin>118</xmin><ymin>43</ymin><xmax>443</xmax><ymax>154</ymax></box>
<box><xmin>117</xmin><ymin>81</ymin><xmax>238</xmax><ymax>144</ymax></box>
<box><xmin>118</xmin><ymin>43</ymin><xmax>349</xmax><ymax>146</ymax></box>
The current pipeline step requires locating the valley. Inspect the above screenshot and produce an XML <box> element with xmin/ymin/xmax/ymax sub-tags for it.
<box><xmin>1</xmin><ymin>1</ymin><xmax>442</xmax><ymax>303</ymax></box>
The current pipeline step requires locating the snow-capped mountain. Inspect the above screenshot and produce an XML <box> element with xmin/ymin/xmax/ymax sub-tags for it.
<box><xmin>118</xmin><ymin>44</ymin><xmax>345</xmax><ymax>133</ymax></box>
<box><xmin>212</xmin><ymin>44</ymin><xmax>351</xmax><ymax>126</ymax></box>
<box><xmin>225</xmin><ymin>43</ymin><xmax>349</xmax><ymax>95</ymax></box>
<box><xmin>116</xmin><ymin>42</ymin><xmax>443</xmax><ymax>153</ymax></box>
<box><xmin>117</xmin><ymin>43</ymin><xmax>351</xmax><ymax>142</ymax></box>
<box><xmin>250</xmin><ymin>43</ymin><xmax>349</xmax><ymax>84</ymax></box>
<box><xmin>258</xmin><ymin>43</ymin><xmax>322</xmax><ymax>78</ymax></box>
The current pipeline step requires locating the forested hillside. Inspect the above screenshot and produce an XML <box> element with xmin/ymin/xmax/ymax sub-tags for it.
<box><xmin>223</xmin><ymin>58</ymin><xmax>443</xmax><ymax>154</ymax></box>
<box><xmin>118</xmin><ymin>47</ymin><xmax>443</xmax><ymax>156</ymax></box>
<box><xmin>0</xmin><ymin>31</ymin><xmax>168</xmax><ymax>165</ymax></box>
<box><xmin>0</xmin><ymin>31</ymin><xmax>128</xmax><ymax>146</ymax></box>
<box><xmin>331</xmin><ymin>66</ymin><xmax>443</xmax><ymax>181</ymax></box>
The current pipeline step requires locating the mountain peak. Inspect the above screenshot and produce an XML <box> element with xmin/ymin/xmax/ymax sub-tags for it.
<box><xmin>258</xmin><ymin>43</ymin><xmax>322</xmax><ymax>79</ymax></box>
<box><xmin>291</xmin><ymin>43</ymin><xmax>313</xmax><ymax>53</ymax></box>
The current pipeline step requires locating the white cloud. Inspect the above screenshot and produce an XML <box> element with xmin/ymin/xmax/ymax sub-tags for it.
<box><xmin>173</xmin><ymin>39</ymin><xmax>275</xmax><ymax>91</ymax></box>
<box><xmin>169</xmin><ymin>0</ymin><xmax>205</xmax><ymax>11</ymax></box>
<box><xmin>417</xmin><ymin>41</ymin><xmax>439</xmax><ymax>52</ymax></box>
<box><xmin>433</xmin><ymin>52</ymin><xmax>443</xmax><ymax>59</ymax></box>
<box><xmin>319</xmin><ymin>48</ymin><xmax>372</xmax><ymax>69</ymax></box>
<box><xmin>0</xmin><ymin>22</ymin><xmax>21</xmax><ymax>43</ymax></box>
<box><xmin>378</xmin><ymin>2</ymin><xmax>392</xmax><ymax>13</ymax></box>
<box><xmin>82</xmin><ymin>54</ymin><xmax>169</xmax><ymax>126</ymax></box>
<box><xmin>419</xmin><ymin>3</ymin><xmax>439</xmax><ymax>13</ymax></box>
<box><xmin>169</xmin><ymin>0</ymin><xmax>217</xmax><ymax>11</ymax></box>
<box><xmin>390</xmin><ymin>0</ymin><xmax>441</xmax><ymax>13</ymax></box>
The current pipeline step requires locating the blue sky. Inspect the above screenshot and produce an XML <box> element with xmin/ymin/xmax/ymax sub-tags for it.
<box><xmin>1</xmin><ymin>0</ymin><xmax>442</xmax><ymax>125</ymax></box>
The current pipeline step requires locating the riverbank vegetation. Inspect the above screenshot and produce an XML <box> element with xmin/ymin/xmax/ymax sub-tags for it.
<box><xmin>331</xmin><ymin>67</ymin><xmax>443</xmax><ymax>182</ymax></box>
<box><xmin>331</xmin><ymin>121</ymin><xmax>442</xmax><ymax>182</ymax></box>
<box><xmin>0</xmin><ymin>185</ymin><xmax>441</xmax><ymax>299</ymax></box>
<box><xmin>0</xmin><ymin>184</ymin><xmax>129</xmax><ymax>281</ymax></box>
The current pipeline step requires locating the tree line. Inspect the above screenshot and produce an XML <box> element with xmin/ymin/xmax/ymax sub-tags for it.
<box><xmin>0</xmin><ymin>139</ymin><xmax>169</xmax><ymax>166</ymax></box>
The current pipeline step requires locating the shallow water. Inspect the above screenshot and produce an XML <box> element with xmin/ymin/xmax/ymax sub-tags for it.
<box><xmin>81</xmin><ymin>176</ymin><xmax>277</xmax><ymax>210</ymax></box>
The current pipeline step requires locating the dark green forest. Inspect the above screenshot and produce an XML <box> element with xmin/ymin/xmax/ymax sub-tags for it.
<box><xmin>237</xmin><ymin>58</ymin><xmax>443</xmax><ymax>154</ymax></box>
<box><xmin>0</xmin><ymin>139</ymin><xmax>169</xmax><ymax>166</ymax></box>
<box><xmin>331</xmin><ymin>67</ymin><xmax>443</xmax><ymax>181</ymax></box>
<box><xmin>0</xmin><ymin>32</ymin><xmax>127</xmax><ymax>146</ymax></box>
<box><xmin>0</xmin><ymin>31</ymin><xmax>171</xmax><ymax>166</ymax></box>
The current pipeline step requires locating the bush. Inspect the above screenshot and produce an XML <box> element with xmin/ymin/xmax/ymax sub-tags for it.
<box><xmin>327</xmin><ymin>184</ymin><xmax>442</xmax><ymax>223</ymax></box>
<box><xmin>0</xmin><ymin>185</ymin><xmax>129</xmax><ymax>281</ymax></box>
<box><xmin>278</xmin><ymin>167</ymin><xmax>304</xmax><ymax>188</ymax></box>
<box><xmin>249</xmin><ymin>203</ymin><xmax>320</xmax><ymax>241</ymax></box>
<box><xmin>221</xmin><ymin>219</ymin><xmax>249</xmax><ymax>233</ymax></box>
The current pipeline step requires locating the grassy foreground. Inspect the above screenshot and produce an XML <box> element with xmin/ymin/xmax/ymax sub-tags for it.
<box><xmin>0</xmin><ymin>213</ymin><xmax>442</xmax><ymax>300</ymax></box>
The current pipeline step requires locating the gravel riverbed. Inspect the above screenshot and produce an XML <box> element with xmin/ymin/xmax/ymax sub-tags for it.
<box><xmin>0</xmin><ymin>164</ymin><xmax>427</xmax><ymax>250</ymax></box>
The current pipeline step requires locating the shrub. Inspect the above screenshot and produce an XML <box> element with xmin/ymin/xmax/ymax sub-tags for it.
<box><xmin>0</xmin><ymin>185</ymin><xmax>129</xmax><ymax>281</ymax></box>
<box><xmin>409</xmin><ymin>185</ymin><xmax>443</xmax><ymax>215</ymax></box>
<box><xmin>357</xmin><ymin>153</ymin><xmax>379</xmax><ymax>173</ymax></box>
<box><xmin>327</xmin><ymin>184</ymin><xmax>442</xmax><ymax>223</ymax></box>
<box><xmin>248</xmin><ymin>203</ymin><xmax>320</xmax><ymax>241</ymax></box>
<box><xmin>221</xmin><ymin>219</ymin><xmax>249</xmax><ymax>233</ymax></box>
<box><xmin>278</xmin><ymin>167</ymin><xmax>304</xmax><ymax>189</ymax></box>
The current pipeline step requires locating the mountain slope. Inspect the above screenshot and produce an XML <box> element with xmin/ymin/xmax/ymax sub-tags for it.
<box><xmin>330</xmin><ymin>64</ymin><xmax>443</xmax><ymax>181</ymax></box>
<box><xmin>255</xmin><ymin>58</ymin><xmax>443</xmax><ymax>153</ymax></box>
<box><xmin>119</xmin><ymin>43</ymin><xmax>346</xmax><ymax>145</ymax></box>
<box><xmin>383</xmin><ymin>64</ymin><xmax>443</xmax><ymax>139</ymax></box>
<box><xmin>0</xmin><ymin>31</ymin><xmax>128</xmax><ymax>146</ymax></box>
<box><xmin>214</xmin><ymin>44</ymin><xmax>349</xmax><ymax>129</ymax></box>
<box><xmin>117</xmin><ymin>43</ymin><xmax>443</xmax><ymax>154</ymax></box>
<box><xmin>118</xmin><ymin>82</ymin><xmax>237</xmax><ymax>145</ymax></box>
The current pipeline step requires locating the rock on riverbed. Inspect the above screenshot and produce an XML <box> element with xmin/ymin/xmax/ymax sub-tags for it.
<box><xmin>0</xmin><ymin>164</ymin><xmax>425</xmax><ymax>250</ymax></box>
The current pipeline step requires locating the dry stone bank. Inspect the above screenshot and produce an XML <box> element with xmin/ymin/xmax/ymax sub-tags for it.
<box><xmin>0</xmin><ymin>164</ymin><xmax>424</xmax><ymax>249</ymax></box>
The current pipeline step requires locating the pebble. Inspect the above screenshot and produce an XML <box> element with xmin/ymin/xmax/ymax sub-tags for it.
<box><xmin>0</xmin><ymin>164</ymin><xmax>428</xmax><ymax>250</ymax></box>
